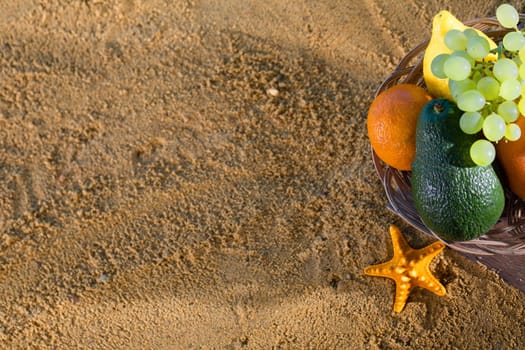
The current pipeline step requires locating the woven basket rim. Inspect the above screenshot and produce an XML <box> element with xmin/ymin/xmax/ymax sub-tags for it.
<box><xmin>373</xmin><ymin>15</ymin><xmax>525</xmax><ymax>256</ymax></box>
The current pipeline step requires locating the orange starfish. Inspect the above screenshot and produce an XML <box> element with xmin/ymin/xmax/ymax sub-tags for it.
<box><xmin>364</xmin><ymin>225</ymin><xmax>446</xmax><ymax>313</ymax></box>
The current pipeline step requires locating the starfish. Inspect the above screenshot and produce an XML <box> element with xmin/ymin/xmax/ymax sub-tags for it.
<box><xmin>364</xmin><ymin>225</ymin><xmax>446</xmax><ymax>313</ymax></box>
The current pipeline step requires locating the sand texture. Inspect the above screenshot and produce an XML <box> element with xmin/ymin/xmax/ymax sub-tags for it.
<box><xmin>1</xmin><ymin>0</ymin><xmax>525</xmax><ymax>349</ymax></box>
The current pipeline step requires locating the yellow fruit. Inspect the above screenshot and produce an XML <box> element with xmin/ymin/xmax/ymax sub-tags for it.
<box><xmin>423</xmin><ymin>10</ymin><xmax>497</xmax><ymax>100</ymax></box>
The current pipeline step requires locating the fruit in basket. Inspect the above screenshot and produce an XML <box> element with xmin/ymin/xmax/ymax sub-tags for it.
<box><xmin>496</xmin><ymin>4</ymin><xmax>520</xmax><ymax>29</ymax></box>
<box><xmin>367</xmin><ymin>84</ymin><xmax>431</xmax><ymax>171</ymax></box>
<box><xmin>411</xmin><ymin>99</ymin><xmax>504</xmax><ymax>241</ymax></box>
<box><xmin>496</xmin><ymin>115</ymin><xmax>525</xmax><ymax>199</ymax></box>
<box><xmin>423</xmin><ymin>10</ymin><xmax>497</xmax><ymax>100</ymax></box>
<box><xmin>428</xmin><ymin>4</ymin><xmax>525</xmax><ymax>166</ymax></box>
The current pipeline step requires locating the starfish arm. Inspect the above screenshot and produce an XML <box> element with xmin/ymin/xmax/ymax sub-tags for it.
<box><xmin>413</xmin><ymin>242</ymin><xmax>447</xmax><ymax>296</ymax></box>
<box><xmin>417</xmin><ymin>241</ymin><xmax>446</xmax><ymax>261</ymax></box>
<box><xmin>364</xmin><ymin>261</ymin><xmax>395</xmax><ymax>278</ymax></box>
<box><xmin>393</xmin><ymin>282</ymin><xmax>412</xmax><ymax>313</ymax></box>
<box><xmin>415</xmin><ymin>243</ymin><xmax>446</xmax><ymax>272</ymax></box>
<box><xmin>415</xmin><ymin>273</ymin><xmax>447</xmax><ymax>296</ymax></box>
<box><xmin>389</xmin><ymin>225</ymin><xmax>413</xmax><ymax>257</ymax></box>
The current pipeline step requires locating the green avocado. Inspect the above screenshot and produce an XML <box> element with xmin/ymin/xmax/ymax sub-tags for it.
<box><xmin>411</xmin><ymin>99</ymin><xmax>504</xmax><ymax>241</ymax></box>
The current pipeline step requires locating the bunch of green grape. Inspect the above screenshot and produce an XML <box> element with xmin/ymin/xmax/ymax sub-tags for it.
<box><xmin>430</xmin><ymin>4</ymin><xmax>524</xmax><ymax>166</ymax></box>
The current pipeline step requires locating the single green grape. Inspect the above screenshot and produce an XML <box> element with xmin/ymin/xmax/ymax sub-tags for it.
<box><xmin>498</xmin><ymin>100</ymin><xmax>519</xmax><ymax>123</ymax></box>
<box><xmin>457</xmin><ymin>90</ymin><xmax>486</xmax><ymax>112</ymax></box>
<box><xmin>445</xmin><ymin>29</ymin><xmax>468</xmax><ymax>51</ymax></box>
<box><xmin>459</xmin><ymin>112</ymin><xmax>483</xmax><ymax>134</ymax></box>
<box><xmin>505</xmin><ymin>123</ymin><xmax>522</xmax><ymax>141</ymax></box>
<box><xmin>470</xmin><ymin>139</ymin><xmax>496</xmax><ymax>166</ymax></box>
<box><xmin>476</xmin><ymin>76</ymin><xmax>500</xmax><ymax>100</ymax></box>
<box><xmin>450</xmin><ymin>50</ymin><xmax>475</xmax><ymax>66</ymax></box>
<box><xmin>431</xmin><ymin>54</ymin><xmax>450</xmax><ymax>79</ymax></box>
<box><xmin>463</xmin><ymin>28</ymin><xmax>479</xmax><ymax>39</ymax></box>
<box><xmin>496</xmin><ymin>4</ymin><xmax>519</xmax><ymax>29</ymax></box>
<box><xmin>503</xmin><ymin>31</ymin><xmax>525</xmax><ymax>52</ymax></box>
<box><xmin>467</xmin><ymin>36</ymin><xmax>490</xmax><ymax>59</ymax></box>
<box><xmin>444</xmin><ymin>56</ymin><xmax>471</xmax><ymax>81</ymax></box>
<box><xmin>500</xmin><ymin>79</ymin><xmax>522</xmax><ymax>100</ymax></box>
<box><xmin>493</xmin><ymin>58</ymin><xmax>518</xmax><ymax>81</ymax></box>
<box><xmin>449</xmin><ymin>79</ymin><xmax>476</xmax><ymax>101</ymax></box>
<box><xmin>483</xmin><ymin>113</ymin><xmax>506</xmax><ymax>142</ymax></box>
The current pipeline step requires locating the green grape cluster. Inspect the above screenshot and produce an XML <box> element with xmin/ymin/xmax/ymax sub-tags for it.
<box><xmin>430</xmin><ymin>4</ymin><xmax>524</xmax><ymax>166</ymax></box>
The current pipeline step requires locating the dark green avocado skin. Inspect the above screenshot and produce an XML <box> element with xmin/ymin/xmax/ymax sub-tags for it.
<box><xmin>411</xmin><ymin>99</ymin><xmax>504</xmax><ymax>241</ymax></box>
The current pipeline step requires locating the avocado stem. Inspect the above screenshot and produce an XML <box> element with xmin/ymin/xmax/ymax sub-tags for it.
<box><xmin>433</xmin><ymin>102</ymin><xmax>445</xmax><ymax>113</ymax></box>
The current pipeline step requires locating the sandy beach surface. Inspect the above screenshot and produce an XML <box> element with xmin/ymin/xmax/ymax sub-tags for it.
<box><xmin>1</xmin><ymin>1</ymin><xmax>525</xmax><ymax>349</ymax></box>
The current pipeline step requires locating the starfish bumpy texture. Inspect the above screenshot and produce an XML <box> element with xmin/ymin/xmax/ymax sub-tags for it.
<box><xmin>364</xmin><ymin>225</ymin><xmax>446</xmax><ymax>312</ymax></box>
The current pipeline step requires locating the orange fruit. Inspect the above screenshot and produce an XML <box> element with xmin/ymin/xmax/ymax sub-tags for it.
<box><xmin>367</xmin><ymin>84</ymin><xmax>432</xmax><ymax>171</ymax></box>
<box><xmin>496</xmin><ymin>116</ymin><xmax>525</xmax><ymax>199</ymax></box>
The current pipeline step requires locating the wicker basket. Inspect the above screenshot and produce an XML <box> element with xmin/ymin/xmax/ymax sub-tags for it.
<box><xmin>373</xmin><ymin>16</ymin><xmax>525</xmax><ymax>256</ymax></box>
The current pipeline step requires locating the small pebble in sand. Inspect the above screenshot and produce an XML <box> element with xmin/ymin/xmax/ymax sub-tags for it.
<box><xmin>266</xmin><ymin>87</ymin><xmax>279</xmax><ymax>97</ymax></box>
